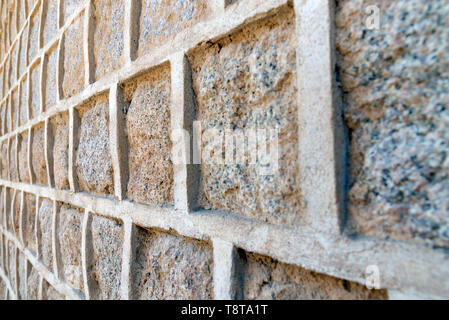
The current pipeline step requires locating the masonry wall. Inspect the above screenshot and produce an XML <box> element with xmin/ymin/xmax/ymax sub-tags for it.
<box><xmin>0</xmin><ymin>0</ymin><xmax>447</xmax><ymax>300</ymax></box>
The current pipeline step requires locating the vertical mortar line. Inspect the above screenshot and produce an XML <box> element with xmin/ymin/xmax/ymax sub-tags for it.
<box><xmin>10</xmin><ymin>189</ymin><xmax>16</xmax><ymax>238</ymax></box>
<box><xmin>34</xmin><ymin>195</ymin><xmax>40</xmax><ymax>259</ymax></box>
<box><xmin>51</xmin><ymin>199</ymin><xmax>61</xmax><ymax>278</ymax></box>
<box><xmin>18</xmin><ymin>190</ymin><xmax>24</xmax><ymax>244</ymax></box>
<box><xmin>83</xmin><ymin>0</ymin><xmax>94</xmax><ymax>86</ymax></box>
<box><xmin>23</xmin><ymin>256</ymin><xmax>28</xmax><ymax>300</ymax></box>
<box><xmin>81</xmin><ymin>208</ymin><xmax>94</xmax><ymax>300</ymax></box>
<box><xmin>169</xmin><ymin>51</ymin><xmax>198</xmax><ymax>212</ymax></box>
<box><xmin>123</xmin><ymin>0</ymin><xmax>137</xmax><ymax>64</ymax></box>
<box><xmin>14</xmin><ymin>133</ymin><xmax>19</xmax><ymax>183</ymax></box>
<box><xmin>6</xmin><ymin>137</ymin><xmax>10</xmax><ymax>181</ymax></box>
<box><xmin>44</xmin><ymin>118</ymin><xmax>54</xmax><ymax>188</ymax></box>
<box><xmin>37</xmin><ymin>274</ymin><xmax>43</xmax><ymax>300</ymax></box>
<box><xmin>38</xmin><ymin>54</ymin><xmax>44</xmax><ymax>114</ymax></box>
<box><xmin>56</xmin><ymin>34</ymin><xmax>63</xmax><ymax>103</ymax></box>
<box><xmin>13</xmin><ymin>245</ymin><xmax>19</xmax><ymax>297</ymax></box>
<box><xmin>36</xmin><ymin>0</ymin><xmax>44</xmax><ymax>52</ymax></box>
<box><xmin>120</xmin><ymin>216</ymin><xmax>135</xmax><ymax>300</ymax></box>
<box><xmin>57</xmin><ymin>0</ymin><xmax>63</xmax><ymax>29</ymax></box>
<box><xmin>27</xmin><ymin>126</ymin><xmax>33</xmax><ymax>184</ymax></box>
<box><xmin>293</xmin><ymin>0</ymin><xmax>343</xmax><ymax>235</ymax></box>
<box><xmin>212</xmin><ymin>238</ymin><xmax>238</xmax><ymax>300</ymax></box>
<box><xmin>109</xmin><ymin>83</ymin><xmax>122</xmax><ymax>200</ymax></box>
<box><xmin>68</xmin><ymin>107</ymin><xmax>79</xmax><ymax>193</ymax></box>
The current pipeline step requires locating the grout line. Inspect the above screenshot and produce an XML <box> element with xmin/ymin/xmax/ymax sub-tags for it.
<box><xmin>51</xmin><ymin>199</ymin><xmax>62</xmax><ymax>279</ymax></box>
<box><xmin>212</xmin><ymin>238</ymin><xmax>235</xmax><ymax>300</ymax></box>
<box><xmin>68</xmin><ymin>107</ymin><xmax>79</xmax><ymax>193</ymax></box>
<box><xmin>81</xmin><ymin>208</ymin><xmax>94</xmax><ymax>300</ymax></box>
<box><xmin>83</xmin><ymin>0</ymin><xmax>94</xmax><ymax>87</ymax></box>
<box><xmin>120</xmin><ymin>216</ymin><xmax>135</xmax><ymax>300</ymax></box>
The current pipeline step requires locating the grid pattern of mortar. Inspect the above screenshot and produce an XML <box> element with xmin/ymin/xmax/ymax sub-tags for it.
<box><xmin>0</xmin><ymin>0</ymin><xmax>447</xmax><ymax>300</ymax></box>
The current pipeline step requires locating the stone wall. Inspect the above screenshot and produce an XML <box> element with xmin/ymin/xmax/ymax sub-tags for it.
<box><xmin>0</xmin><ymin>0</ymin><xmax>447</xmax><ymax>300</ymax></box>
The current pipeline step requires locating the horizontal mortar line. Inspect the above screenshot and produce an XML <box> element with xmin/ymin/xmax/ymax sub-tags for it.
<box><xmin>1</xmin><ymin>178</ymin><xmax>448</xmax><ymax>298</ymax></box>
<box><xmin>0</xmin><ymin>0</ymin><xmax>43</xmax><ymax>71</ymax></box>
<box><xmin>0</xmin><ymin>0</ymin><xmax>288</xmax><ymax>142</ymax></box>
<box><xmin>0</xmin><ymin>265</ymin><xmax>17</xmax><ymax>300</ymax></box>
<box><xmin>0</xmin><ymin>0</ymin><xmax>89</xmax><ymax>105</ymax></box>
<box><xmin>0</xmin><ymin>226</ymin><xmax>84</xmax><ymax>300</ymax></box>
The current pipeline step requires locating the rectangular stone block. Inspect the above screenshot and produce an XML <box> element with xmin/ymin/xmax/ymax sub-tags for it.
<box><xmin>18</xmin><ymin>131</ymin><xmax>30</xmax><ymax>183</ymax></box>
<box><xmin>9</xmin><ymin>136</ymin><xmax>18</xmax><ymax>182</ymax></box>
<box><xmin>13</xmin><ymin>189</ymin><xmax>21</xmax><ymax>235</ymax></box>
<box><xmin>336</xmin><ymin>0</ymin><xmax>449</xmax><ymax>247</ymax></box>
<box><xmin>0</xmin><ymin>102</ymin><xmax>4</xmax><ymax>135</ymax></box>
<box><xmin>57</xmin><ymin>203</ymin><xmax>83</xmax><ymax>291</ymax></box>
<box><xmin>75</xmin><ymin>94</ymin><xmax>114</xmax><ymax>195</ymax></box>
<box><xmin>236</xmin><ymin>251</ymin><xmax>388</xmax><ymax>300</ymax></box>
<box><xmin>62</xmin><ymin>12</ymin><xmax>84</xmax><ymax>99</ymax></box>
<box><xmin>19</xmin><ymin>24</ymin><xmax>28</xmax><ymax>77</ymax></box>
<box><xmin>9</xmin><ymin>4</ymin><xmax>18</xmax><ymax>43</ymax></box>
<box><xmin>37</xmin><ymin>198</ymin><xmax>53</xmax><ymax>270</ymax></box>
<box><xmin>136</xmin><ymin>0</ymin><xmax>211</xmax><ymax>58</ymax></box>
<box><xmin>187</xmin><ymin>7</ymin><xmax>303</xmax><ymax>225</ymax></box>
<box><xmin>121</xmin><ymin>65</ymin><xmax>173</xmax><ymax>205</ymax></box>
<box><xmin>30</xmin><ymin>62</ymin><xmax>41</xmax><ymax>118</ymax></box>
<box><xmin>0</xmin><ymin>141</ymin><xmax>8</xmax><ymax>179</ymax></box>
<box><xmin>42</xmin><ymin>0</ymin><xmax>58</xmax><ymax>46</ymax></box>
<box><xmin>62</xmin><ymin>0</ymin><xmax>81</xmax><ymax>25</ymax></box>
<box><xmin>28</xmin><ymin>10</ymin><xmax>40</xmax><ymax>63</ymax></box>
<box><xmin>132</xmin><ymin>227</ymin><xmax>213</xmax><ymax>299</ymax></box>
<box><xmin>50</xmin><ymin>112</ymin><xmax>69</xmax><ymax>190</ymax></box>
<box><xmin>31</xmin><ymin>123</ymin><xmax>47</xmax><ymax>185</ymax></box>
<box><xmin>43</xmin><ymin>45</ymin><xmax>58</xmax><ymax>111</ymax></box>
<box><xmin>23</xmin><ymin>192</ymin><xmax>37</xmax><ymax>253</ymax></box>
<box><xmin>27</xmin><ymin>265</ymin><xmax>40</xmax><ymax>300</ymax></box>
<box><xmin>19</xmin><ymin>76</ymin><xmax>28</xmax><ymax>126</ymax></box>
<box><xmin>90</xmin><ymin>214</ymin><xmax>123</xmax><ymax>300</ymax></box>
<box><xmin>92</xmin><ymin>0</ymin><xmax>125</xmax><ymax>80</ymax></box>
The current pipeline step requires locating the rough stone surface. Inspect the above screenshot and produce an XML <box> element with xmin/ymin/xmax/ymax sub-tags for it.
<box><xmin>336</xmin><ymin>0</ymin><xmax>449</xmax><ymax>247</ymax></box>
<box><xmin>62</xmin><ymin>13</ymin><xmax>84</xmax><ymax>99</ymax></box>
<box><xmin>0</xmin><ymin>280</ymin><xmax>5</xmax><ymax>300</ymax></box>
<box><xmin>123</xmin><ymin>66</ymin><xmax>173</xmax><ymax>205</ymax></box>
<box><xmin>133</xmin><ymin>227</ymin><xmax>213</xmax><ymax>300</ymax></box>
<box><xmin>137</xmin><ymin>0</ymin><xmax>210</xmax><ymax>57</ymax></box>
<box><xmin>11</xmin><ymin>89</ymin><xmax>19</xmax><ymax>130</ymax></box>
<box><xmin>27</xmin><ymin>266</ymin><xmax>39</xmax><ymax>300</ymax></box>
<box><xmin>19</xmin><ymin>25</ymin><xmax>28</xmax><ymax>77</ymax></box>
<box><xmin>75</xmin><ymin>94</ymin><xmax>114</xmax><ymax>195</ymax></box>
<box><xmin>0</xmin><ymin>141</ymin><xmax>7</xmax><ymax>179</ymax></box>
<box><xmin>28</xmin><ymin>12</ymin><xmax>40</xmax><ymax>63</ymax></box>
<box><xmin>19</xmin><ymin>76</ymin><xmax>28</xmax><ymax>126</ymax></box>
<box><xmin>239</xmin><ymin>251</ymin><xmax>388</xmax><ymax>300</ymax></box>
<box><xmin>24</xmin><ymin>193</ymin><xmax>37</xmax><ymax>253</ymax></box>
<box><xmin>18</xmin><ymin>253</ymin><xmax>26</xmax><ymax>300</ymax></box>
<box><xmin>18</xmin><ymin>132</ymin><xmax>30</xmax><ymax>183</ymax></box>
<box><xmin>92</xmin><ymin>0</ymin><xmax>125</xmax><ymax>80</ymax></box>
<box><xmin>9</xmin><ymin>137</ymin><xmax>17</xmax><ymax>182</ymax></box>
<box><xmin>43</xmin><ymin>0</ymin><xmax>58</xmax><ymax>46</ymax></box>
<box><xmin>188</xmin><ymin>7</ymin><xmax>302</xmax><ymax>225</ymax></box>
<box><xmin>44</xmin><ymin>46</ymin><xmax>58</xmax><ymax>111</ymax></box>
<box><xmin>32</xmin><ymin>124</ymin><xmax>48</xmax><ymax>186</ymax></box>
<box><xmin>58</xmin><ymin>204</ymin><xmax>83</xmax><ymax>291</ymax></box>
<box><xmin>8</xmin><ymin>242</ymin><xmax>15</xmax><ymax>292</ymax></box>
<box><xmin>9</xmin><ymin>41</ymin><xmax>18</xmax><ymax>88</ymax></box>
<box><xmin>91</xmin><ymin>215</ymin><xmax>123</xmax><ymax>300</ymax></box>
<box><xmin>51</xmin><ymin>113</ymin><xmax>69</xmax><ymax>190</ymax></box>
<box><xmin>62</xmin><ymin>0</ymin><xmax>82</xmax><ymax>25</ymax></box>
<box><xmin>38</xmin><ymin>199</ymin><xmax>53</xmax><ymax>269</ymax></box>
<box><xmin>44</xmin><ymin>283</ymin><xmax>65</xmax><ymax>300</ymax></box>
<box><xmin>30</xmin><ymin>64</ymin><xmax>41</xmax><ymax>119</ymax></box>
<box><xmin>13</xmin><ymin>189</ymin><xmax>20</xmax><ymax>235</ymax></box>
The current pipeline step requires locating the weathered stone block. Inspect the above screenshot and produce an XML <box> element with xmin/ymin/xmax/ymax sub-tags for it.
<box><xmin>27</xmin><ymin>266</ymin><xmax>39</xmax><ymax>300</ymax></box>
<box><xmin>50</xmin><ymin>113</ymin><xmax>69</xmax><ymax>190</ymax></box>
<box><xmin>122</xmin><ymin>65</ymin><xmax>173</xmax><ymax>205</ymax></box>
<box><xmin>28</xmin><ymin>11</ymin><xmax>40</xmax><ymax>63</ymax></box>
<box><xmin>31</xmin><ymin>124</ymin><xmax>47</xmax><ymax>185</ymax></box>
<box><xmin>188</xmin><ymin>7</ymin><xmax>302</xmax><ymax>225</ymax></box>
<box><xmin>30</xmin><ymin>63</ymin><xmax>41</xmax><ymax>119</ymax></box>
<box><xmin>62</xmin><ymin>0</ymin><xmax>81</xmax><ymax>25</ymax></box>
<box><xmin>38</xmin><ymin>198</ymin><xmax>53</xmax><ymax>269</ymax></box>
<box><xmin>13</xmin><ymin>189</ymin><xmax>21</xmax><ymax>235</ymax></box>
<box><xmin>44</xmin><ymin>46</ymin><xmax>58</xmax><ymax>111</ymax></box>
<box><xmin>62</xmin><ymin>13</ymin><xmax>84</xmax><ymax>99</ymax></box>
<box><xmin>336</xmin><ymin>0</ymin><xmax>449</xmax><ymax>246</ymax></box>
<box><xmin>58</xmin><ymin>203</ymin><xmax>83</xmax><ymax>291</ymax></box>
<box><xmin>18</xmin><ymin>132</ymin><xmax>30</xmax><ymax>183</ymax></box>
<box><xmin>238</xmin><ymin>251</ymin><xmax>388</xmax><ymax>300</ymax></box>
<box><xmin>42</xmin><ymin>0</ymin><xmax>58</xmax><ymax>46</ymax></box>
<box><xmin>19</xmin><ymin>76</ymin><xmax>28</xmax><ymax>126</ymax></box>
<box><xmin>91</xmin><ymin>215</ymin><xmax>123</xmax><ymax>300</ymax></box>
<box><xmin>92</xmin><ymin>0</ymin><xmax>125</xmax><ymax>80</ymax></box>
<box><xmin>75</xmin><ymin>94</ymin><xmax>114</xmax><ymax>195</ymax></box>
<box><xmin>1</xmin><ymin>141</ymin><xmax>8</xmax><ymax>179</ymax></box>
<box><xmin>9</xmin><ymin>137</ymin><xmax>17</xmax><ymax>182</ymax></box>
<box><xmin>24</xmin><ymin>193</ymin><xmax>37</xmax><ymax>253</ymax></box>
<box><xmin>132</xmin><ymin>227</ymin><xmax>213</xmax><ymax>299</ymax></box>
<box><xmin>136</xmin><ymin>0</ymin><xmax>210</xmax><ymax>58</ymax></box>
<box><xmin>19</xmin><ymin>25</ymin><xmax>28</xmax><ymax>77</ymax></box>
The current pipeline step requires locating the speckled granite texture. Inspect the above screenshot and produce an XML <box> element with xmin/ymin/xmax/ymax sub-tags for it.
<box><xmin>51</xmin><ymin>113</ymin><xmax>70</xmax><ymax>190</ymax></box>
<box><xmin>188</xmin><ymin>6</ymin><xmax>302</xmax><ymax>226</ymax></box>
<box><xmin>336</xmin><ymin>0</ymin><xmax>449</xmax><ymax>247</ymax></box>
